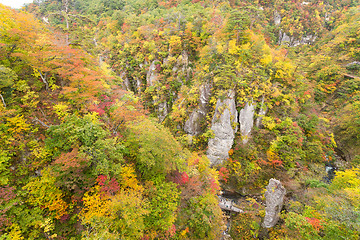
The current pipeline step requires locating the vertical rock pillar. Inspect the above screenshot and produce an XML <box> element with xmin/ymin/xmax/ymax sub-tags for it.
<box><xmin>239</xmin><ymin>101</ymin><xmax>255</xmax><ymax>144</ymax></box>
<box><xmin>262</xmin><ymin>178</ymin><xmax>286</xmax><ymax>228</ymax></box>
<box><xmin>184</xmin><ymin>83</ymin><xmax>212</xmax><ymax>136</ymax></box>
<box><xmin>206</xmin><ymin>90</ymin><xmax>238</xmax><ymax>165</ymax></box>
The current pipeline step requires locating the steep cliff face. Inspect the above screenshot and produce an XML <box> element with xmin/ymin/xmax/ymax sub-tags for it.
<box><xmin>146</xmin><ymin>60</ymin><xmax>158</xmax><ymax>86</ymax></box>
<box><xmin>278</xmin><ymin>30</ymin><xmax>317</xmax><ymax>46</ymax></box>
<box><xmin>256</xmin><ymin>96</ymin><xmax>267</xmax><ymax>128</ymax></box>
<box><xmin>145</xmin><ymin>60</ymin><xmax>169</xmax><ymax>121</ymax></box>
<box><xmin>239</xmin><ymin>101</ymin><xmax>255</xmax><ymax>145</ymax></box>
<box><xmin>110</xmin><ymin>0</ymin><xmax>340</xmax><ymax>168</ymax></box>
<box><xmin>184</xmin><ymin>82</ymin><xmax>212</xmax><ymax>136</ymax></box>
<box><xmin>119</xmin><ymin>51</ymin><xmax>193</xmax><ymax>122</ymax></box>
<box><xmin>275</xmin><ymin>10</ymin><xmax>317</xmax><ymax>46</ymax></box>
<box><xmin>121</xmin><ymin>71</ymin><xmax>131</xmax><ymax>91</ymax></box>
<box><xmin>206</xmin><ymin>90</ymin><xmax>238</xmax><ymax>165</ymax></box>
<box><xmin>171</xmin><ymin>51</ymin><xmax>192</xmax><ymax>81</ymax></box>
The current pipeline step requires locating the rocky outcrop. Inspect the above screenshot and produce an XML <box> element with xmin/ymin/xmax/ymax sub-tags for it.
<box><xmin>239</xmin><ymin>101</ymin><xmax>255</xmax><ymax>144</ymax></box>
<box><xmin>119</xmin><ymin>52</ymin><xmax>194</xmax><ymax>122</ymax></box>
<box><xmin>346</xmin><ymin>61</ymin><xmax>360</xmax><ymax>70</ymax></box>
<box><xmin>172</xmin><ymin>51</ymin><xmax>191</xmax><ymax>78</ymax></box>
<box><xmin>157</xmin><ymin>102</ymin><xmax>168</xmax><ymax>123</ymax></box>
<box><xmin>278</xmin><ymin>30</ymin><xmax>316</xmax><ymax>46</ymax></box>
<box><xmin>146</xmin><ymin>60</ymin><xmax>158</xmax><ymax>86</ymax></box>
<box><xmin>274</xmin><ymin>10</ymin><xmax>281</xmax><ymax>26</ymax></box>
<box><xmin>145</xmin><ymin>60</ymin><xmax>169</xmax><ymax>122</ymax></box>
<box><xmin>256</xmin><ymin>96</ymin><xmax>267</xmax><ymax>128</ymax></box>
<box><xmin>120</xmin><ymin>72</ymin><xmax>131</xmax><ymax>91</ymax></box>
<box><xmin>184</xmin><ymin>83</ymin><xmax>211</xmax><ymax>136</ymax></box>
<box><xmin>262</xmin><ymin>178</ymin><xmax>286</xmax><ymax>228</ymax></box>
<box><xmin>150</xmin><ymin>53</ymin><xmax>193</xmax><ymax>122</ymax></box>
<box><xmin>274</xmin><ymin>10</ymin><xmax>316</xmax><ymax>46</ymax></box>
<box><xmin>207</xmin><ymin>90</ymin><xmax>238</xmax><ymax>165</ymax></box>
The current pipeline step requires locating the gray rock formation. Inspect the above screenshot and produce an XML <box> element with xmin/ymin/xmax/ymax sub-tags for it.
<box><xmin>171</xmin><ymin>51</ymin><xmax>192</xmax><ymax>81</ymax></box>
<box><xmin>146</xmin><ymin>60</ymin><xmax>169</xmax><ymax>121</ymax></box>
<box><xmin>158</xmin><ymin>102</ymin><xmax>168</xmax><ymax>123</ymax></box>
<box><xmin>262</xmin><ymin>178</ymin><xmax>286</xmax><ymax>228</ymax></box>
<box><xmin>120</xmin><ymin>72</ymin><xmax>131</xmax><ymax>91</ymax></box>
<box><xmin>278</xmin><ymin>30</ymin><xmax>291</xmax><ymax>45</ymax></box>
<box><xmin>274</xmin><ymin>10</ymin><xmax>281</xmax><ymax>26</ymax></box>
<box><xmin>279</xmin><ymin>30</ymin><xmax>316</xmax><ymax>46</ymax></box>
<box><xmin>274</xmin><ymin>5</ymin><xmax>317</xmax><ymax>47</ymax></box>
<box><xmin>184</xmin><ymin>83</ymin><xmax>211</xmax><ymax>136</ymax></box>
<box><xmin>135</xmin><ymin>77</ymin><xmax>141</xmax><ymax>92</ymax></box>
<box><xmin>346</xmin><ymin>61</ymin><xmax>360</xmax><ymax>69</ymax></box>
<box><xmin>256</xmin><ymin>96</ymin><xmax>267</xmax><ymax>128</ymax></box>
<box><xmin>180</xmin><ymin>51</ymin><xmax>192</xmax><ymax>80</ymax></box>
<box><xmin>239</xmin><ymin>101</ymin><xmax>255</xmax><ymax>144</ymax></box>
<box><xmin>207</xmin><ymin>90</ymin><xmax>238</xmax><ymax>165</ymax></box>
<box><xmin>147</xmin><ymin>60</ymin><xmax>158</xmax><ymax>86</ymax></box>
<box><xmin>298</xmin><ymin>35</ymin><xmax>317</xmax><ymax>45</ymax></box>
<box><xmin>325</xmin><ymin>12</ymin><xmax>330</xmax><ymax>22</ymax></box>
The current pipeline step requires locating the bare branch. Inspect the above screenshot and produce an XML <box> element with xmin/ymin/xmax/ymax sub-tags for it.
<box><xmin>32</xmin><ymin>117</ymin><xmax>50</xmax><ymax>128</ymax></box>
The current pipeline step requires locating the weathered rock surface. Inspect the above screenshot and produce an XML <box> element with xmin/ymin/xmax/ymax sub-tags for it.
<box><xmin>184</xmin><ymin>83</ymin><xmax>211</xmax><ymax>136</ymax></box>
<box><xmin>279</xmin><ymin>30</ymin><xmax>316</xmax><ymax>46</ymax></box>
<box><xmin>146</xmin><ymin>60</ymin><xmax>158</xmax><ymax>86</ymax></box>
<box><xmin>239</xmin><ymin>101</ymin><xmax>255</xmax><ymax>144</ymax></box>
<box><xmin>262</xmin><ymin>178</ymin><xmax>286</xmax><ymax>228</ymax></box>
<box><xmin>256</xmin><ymin>96</ymin><xmax>267</xmax><ymax>128</ymax></box>
<box><xmin>346</xmin><ymin>61</ymin><xmax>360</xmax><ymax>69</ymax></box>
<box><xmin>146</xmin><ymin>60</ymin><xmax>169</xmax><ymax>121</ymax></box>
<box><xmin>157</xmin><ymin>102</ymin><xmax>168</xmax><ymax>123</ymax></box>
<box><xmin>207</xmin><ymin>90</ymin><xmax>238</xmax><ymax>165</ymax></box>
<box><xmin>275</xmin><ymin>10</ymin><xmax>316</xmax><ymax>47</ymax></box>
<box><xmin>274</xmin><ymin>10</ymin><xmax>281</xmax><ymax>26</ymax></box>
<box><xmin>120</xmin><ymin>72</ymin><xmax>131</xmax><ymax>91</ymax></box>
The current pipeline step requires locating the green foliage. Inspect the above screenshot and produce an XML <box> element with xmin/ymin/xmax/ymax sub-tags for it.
<box><xmin>145</xmin><ymin>182</ymin><xmax>179</xmax><ymax>235</ymax></box>
<box><xmin>223</xmin><ymin>142</ymin><xmax>262</xmax><ymax>189</ymax></box>
<box><xmin>47</xmin><ymin>113</ymin><xmax>124</xmax><ymax>176</ymax></box>
<box><xmin>126</xmin><ymin>118</ymin><xmax>189</xmax><ymax>180</ymax></box>
<box><xmin>1</xmin><ymin>1</ymin><xmax>360</xmax><ymax>239</ymax></box>
<box><xmin>284</xmin><ymin>212</ymin><xmax>321</xmax><ymax>239</ymax></box>
<box><xmin>183</xmin><ymin>192</ymin><xmax>222</xmax><ymax>239</ymax></box>
<box><xmin>175</xmin><ymin>153</ymin><xmax>223</xmax><ymax>239</ymax></box>
<box><xmin>305</xmin><ymin>178</ymin><xmax>328</xmax><ymax>189</ymax></box>
<box><xmin>81</xmin><ymin>186</ymin><xmax>149</xmax><ymax>240</ymax></box>
<box><xmin>23</xmin><ymin>169</ymin><xmax>68</xmax><ymax>220</ymax></box>
<box><xmin>0</xmin><ymin>151</ymin><xmax>11</xmax><ymax>185</ymax></box>
<box><xmin>230</xmin><ymin>213</ymin><xmax>260</xmax><ymax>240</ymax></box>
<box><xmin>0</xmin><ymin>65</ymin><xmax>16</xmax><ymax>89</ymax></box>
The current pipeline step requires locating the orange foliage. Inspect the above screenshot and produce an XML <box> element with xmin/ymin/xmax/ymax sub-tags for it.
<box><xmin>54</xmin><ymin>148</ymin><xmax>89</xmax><ymax>171</ymax></box>
<box><xmin>305</xmin><ymin>217</ymin><xmax>324</xmax><ymax>232</ymax></box>
<box><xmin>266</xmin><ymin>150</ymin><xmax>283</xmax><ymax>168</ymax></box>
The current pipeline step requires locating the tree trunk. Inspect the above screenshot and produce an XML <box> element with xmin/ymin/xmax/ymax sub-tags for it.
<box><xmin>38</xmin><ymin>70</ymin><xmax>49</xmax><ymax>90</ymax></box>
<box><xmin>0</xmin><ymin>93</ymin><xmax>6</xmax><ymax>108</ymax></box>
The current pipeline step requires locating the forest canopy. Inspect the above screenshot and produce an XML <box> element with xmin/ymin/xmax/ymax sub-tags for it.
<box><xmin>0</xmin><ymin>0</ymin><xmax>359</xmax><ymax>239</ymax></box>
